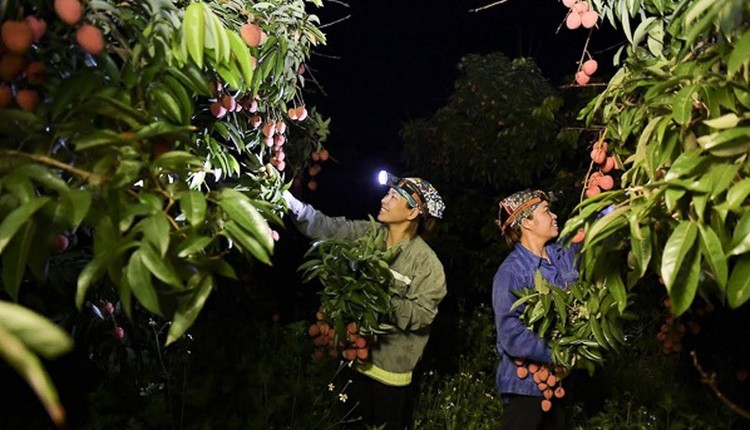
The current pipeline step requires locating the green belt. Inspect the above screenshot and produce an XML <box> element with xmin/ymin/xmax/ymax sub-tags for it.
<box><xmin>357</xmin><ymin>362</ymin><xmax>412</xmax><ymax>386</ymax></box>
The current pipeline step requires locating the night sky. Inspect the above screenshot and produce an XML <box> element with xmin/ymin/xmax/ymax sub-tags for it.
<box><xmin>299</xmin><ymin>0</ymin><xmax>621</xmax><ymax>217</ymax></box>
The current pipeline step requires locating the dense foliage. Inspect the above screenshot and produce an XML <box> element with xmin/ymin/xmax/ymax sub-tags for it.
<box><xmin>0</xmin><ymin>0</ymin><xmax>328</xmax><ymax>424</ymax></box>
<box><xmin>562</xmin><ymin>0</ymin><xmax>750</xmax><ymax>315</ymax></box>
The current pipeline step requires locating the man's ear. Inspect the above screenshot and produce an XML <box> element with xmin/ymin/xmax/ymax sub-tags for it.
<box><xmin>520</xmin><ymin>216</ymin><xmax>532</xmax><ymax>231</ymax></box>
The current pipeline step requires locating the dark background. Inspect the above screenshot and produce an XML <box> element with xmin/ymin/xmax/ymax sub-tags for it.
<box><xmin>299</xmin><ymin>0</ymin><xmax>621</xmax><ymax>217</ymax></box>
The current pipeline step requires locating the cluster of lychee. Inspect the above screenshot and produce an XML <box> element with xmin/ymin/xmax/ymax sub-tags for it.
<box><xmin>308</xmin><ymin>310</ymin><xmax>370</xmax><ymax>363</ymax></box>
<box><xmin>305</xmin><ymin>148</ymin><xmax>330</xmax><ymax>191</ymax></box>
<box><xmin>91</xmin><ymin>300</ymin><xmax>126</xmax><ymax>341</ymax></box>
<box><xmin>657</xmin><ymin>299</ymin><xmax>686</xmax><ymax>354</ymax></box>
<box><xmin>575</xmin><ymin>58</ymin><xmax>598</xmax><ymax>85</ymax></box>
<box><xmin>563</xmin><ymin>0</ymin><xmax>599</xmax><ymax>30</ymax></box>
<box><xmin>513</xmin><ymin>358</ymin><xmax>566</xmax><ymax>412</ymax></box>
<box><xmin>0</xmin><ymin>0</ymin><xmax>105</xmax><ymax>112</ymax></box>
<box><xmin>585</xmin><ymin>140</ymin><xmax>619</xmax><ymax>198</ymax></box>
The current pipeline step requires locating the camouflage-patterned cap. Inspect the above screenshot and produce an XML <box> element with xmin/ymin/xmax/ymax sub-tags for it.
<box><xmin>497</xmin><ymin>189</ymin><xmax>548</xmax><ymax>234</ymax></box>
<box><xmin>393</xmin><ymin>177</ymin><xmax>445</xmax><ymax>219</ymax></box>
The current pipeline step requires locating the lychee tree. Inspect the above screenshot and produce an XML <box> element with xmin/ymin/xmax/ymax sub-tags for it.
<box><xmin>560</xmin><ymin>0</ymin><xmax>750</xmax><ymax>317</ymax></box>
<box><xmin>551</xmin><ymin>0</ymin><xmax>750</xmax><ymax>418</ymax></box>
<box><xmin>0</xmin><ymin>0</ymin><xmax>329</xmax><ymax>424</ymax></box>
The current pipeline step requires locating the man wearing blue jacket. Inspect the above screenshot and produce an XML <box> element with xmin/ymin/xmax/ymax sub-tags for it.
<box><xmin>492</xmin><ymin>189</ymin><xmax>579</xmax><ymax>430</ymax></box>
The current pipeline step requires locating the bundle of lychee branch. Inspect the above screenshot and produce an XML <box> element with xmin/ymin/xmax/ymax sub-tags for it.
<box><xmin>299</xmin><ymin>217</ymin><xmax>401</xmax><ymax>362</ymax></box>
<box><xmin>511</xmin><ymin>271</ymin><xmax>628</xmax><ymax>377</ymax></box>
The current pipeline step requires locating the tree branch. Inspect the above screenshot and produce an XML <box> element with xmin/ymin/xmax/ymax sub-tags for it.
<box><xmin>691</xmin><ymin>350</ymin><xmax>750</xmax><ymax>421</ymax></box>
<box><xmin>0</xmin><ymin>149</ymin><xmax>96</xmax><ymax>182</ymax></box>
<box><xmin>470</xmin><ymin>0</ymin><xmax>510</xmax><ymax>13</ymax></box>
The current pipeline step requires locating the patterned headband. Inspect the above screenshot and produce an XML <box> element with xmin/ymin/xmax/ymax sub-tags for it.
<box><xmin>392</xmin><ymin>177</ymin><xmax>445</xmax><ymax>219</ymax></box>
<box><xmin>498</xmin><ymin>189</ymin><xmax>548</xmax><ymax>234</ymax></box>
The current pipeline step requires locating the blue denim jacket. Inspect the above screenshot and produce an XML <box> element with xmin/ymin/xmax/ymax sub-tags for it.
<box><xmin>492</xmin><ymin>242</ymin><xmax>579</xmax><ymax>399</ymax></box>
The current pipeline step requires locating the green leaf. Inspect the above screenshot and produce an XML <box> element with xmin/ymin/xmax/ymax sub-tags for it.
<box><xmin>672</xmin><ymin>85</ymin><xmax>696</xmax><ymax>127</ymax></box>
<box><xmin>61</xmin><ymin>190</ymin><xmax>92</xmax><ymax>230</ymax></box>
<box><xmin>223</xmin><ymin>220</ymin><xmax>271</xmax><ymax>264</ymax></box>
<box><xmin>0</xmin><ymin>326</ymin><xmax>66</xmax><ymax>427</ymax></box>
<box><xmin>12</xmin><ymin>164</ymin><xmax>68</xmax><ymax>193</ymax></box>
<box><xmin>152</xmin><ymin>150</ymin><xmax>203</xmax><ymax>170</ymax></box>
<box><xmin>75</xmin><ymin>255</ymin><xmax>108</xmax><ymax>309</ymax></box>
<box><xmin>582</xmin><ymin>206</ymin><xmax>629</xmax><ymax>251</ymax></box>
<box><xmin>703</xmin><ymin>113</ymin><xmax>741</xmax><ymax>129</ymax></box>
<box><xmin>605</xmin><ymin>264</ymin><xmax>627</xmax><ymax>313</ymax></box>
<box><xmin>110</xmin><ymin>160</ymin><xmax>143</xmax><ymax>189</ymax></box>
<box><xmin>1</xmin><ymin>221</ymin><xmax>35</xmax><ymax>301</ymax></box>
<box><xmin>73</xmin><ymin>130</ymin><xmax>127</xmax><ymax>151</ymax></box>
<box><xmin>166</xmin><ymin>274</ymin><xmax>213</xmax><ymax>345</ymax></box>
<box><xmin>215</xmin><ymin>55</ymin><xmax>243</xmax><ymax>90</ymax></box>
<box><xmin>664</xmin><ymin>147</ymin><xmax>706</xmax><ymax>180</ymax></box>
<box><xmin>629</xmin><ymin>215</ymin><xmax>652</xmax><ymax>278</ymax></box>
<box><xmin>175</xmin><ymin>235</ymin><xmax>213</xmax><ymax>258</ymax></box>
<box><xmin>697</xmin><ymin>127</ymin><xmax>750</xmax><ymax>157</ymax></box>
<box><xmin>179</xmin><ymin>191</ymin><xmax>206</xmax><ymax>227</ymax></box>
<box><xmin>134</xmin><ymin>122</ymin><xmax>193</xmax><ymax>141</ymax></box>
<box><xmin>0</xmin><ymin>300</ymin><xmax>73</xmax><ymax>358</ymax></box>
<box><xmin>661</xmin><ymin>221</ymin><xmax>698</xmax><ymax>289</ymax></box>
<box><xmin>207</xmin><ymin>9</ymin><xmax>231</xmax><ymax>64</ymax></box>
<box><xmin>726</xmin><ymin>178</ymin><xmax>750</xmax><ymax>210</ymax></box>
<box><xmin>0</xmin><ymin>197</ymin><xmax>50</xmax><ymax>254</ymax></box>
<box><xmin>218</xmin><ymin>189</ymin><xmax>273</xmax><ymax>254</ymax></box>
<box><xmin>728</xmin><ymin>28</ymin><xmax>750</xmax><ymax>77</ymax></box>
<box><xmin>728</xmin><ymin>211</ymin><xmax>750</xmax><ymax>256</ymax></box>
<box><xmin>727</xmin><ymin>254</ymin><xmax>750</xmax><ymax>308</ymax></box>
<box><xmin>227</xmin><ymin>29</ymin><xmax>255</xmax><ymax>89</ymax></box>
<box><xmin>125</xmin><ymin>250</ymin><xmax>164</xmax><ymax>317</ymax></box>
<box><xmin>139</xmin><ymin>242</ymin><xmax>183</xmax><ymax>289</ymax></box>
<box><xmin>698</xmin><ymin>223</ymin><xmax>728</xmax><ymax>289</ymax></box>
<box><xmin>183</xmin><ymin>2</ymin><xmax>205</xmax><ymax>68</ymax></box>
<box><xmin>142</xmin><ymin>213</ymin><xmax>171</xmax><ymax>256</ymax></box>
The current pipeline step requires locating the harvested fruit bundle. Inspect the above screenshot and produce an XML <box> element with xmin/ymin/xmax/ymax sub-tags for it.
<box><xmin>511</xmin><ymin>271</ymin><xmax>629</xmax><ymax>377</ymax></box>
<box><xmin>512</xmin><ymin>359</ymin><xmax>566</xmax><ymax>412</ymax></box>
<box><xmin>300</xmin><ymin>217</ymin><xmax>400</xmax><ymax>361</ymax></box>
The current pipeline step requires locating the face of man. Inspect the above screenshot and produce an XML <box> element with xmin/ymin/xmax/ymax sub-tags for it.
<box><xmin>377</xmin><ymin>188</ymin><xmax>419</xmax><ymax>224</ymax></box>
<box><xmin>522</xmin><ymin>201</ymin><xmax>558</xmax><ymax>241</ymax></box>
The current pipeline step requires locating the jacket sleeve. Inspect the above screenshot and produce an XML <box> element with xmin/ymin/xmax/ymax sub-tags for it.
<box><xmin>285</xmin><ymin>191</ymin><xmax>370</xmax><ymax>240</ymax></box>
<box><xmin>391</xmin><ymin>255</ymin><xmax>446</xmax><ymax>331</ymax></box>
<box><xmin>493</xmin><ymin>268</ymin><xmax>551</xmax><ymax>363</ymax></box>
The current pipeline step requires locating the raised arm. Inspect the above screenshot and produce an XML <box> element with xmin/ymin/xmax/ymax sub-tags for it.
<box><xmin>284</xmin><ymin>190</ymin><xmax>370</xmax><ymax>240</ymax></box>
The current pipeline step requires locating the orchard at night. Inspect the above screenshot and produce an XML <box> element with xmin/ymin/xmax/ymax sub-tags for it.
<box><xmin>0</xmin><ymin>0</ymin><xmax>748</xmax><ymax>429</ymax></box>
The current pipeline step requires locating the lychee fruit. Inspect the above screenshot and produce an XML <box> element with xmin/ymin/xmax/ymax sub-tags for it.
<box><xmin>566</xmin><ymin>12</ymin><xmax>582</xmax><ymax>30</ymax></box>
<box><xmin>575</xmin><ymin>71</ymin><xmax>590</xmax><ymax>85</ymax></box>
<box><xmin>582</xmin><ymin>59</ymin><xmax>598</xmax><ymax>76</ymax></box>
<box><xmin>1</xmin><ymin>21</ymin><xmax>33</xmax><ymax>54</ymax></box>
<box><xmin>581</xmin><ymin>11</ymin><xmax>598</xmax><ymax>28</ymax></box>
<box><xmin>210</xmin><ymin>101</ymin><xmax>227</xmax><ymax>118</ymax></box>
<box><xmin>240</xmin><ymin>23</ymin><xmax>263</xmax><ymax>47</ymax></box>
<box><xmin>24</xmin><ymin>16</ymin><xmax>47</xmax><ymax>41</ymax></box>
<box><xmin>15</xmin><ymin>89</ymin><xmax>39</xmax><ymax>111</ymax></box>
<box><xmin>0</xmin><ymin>84</ymin><xmax>12</xmax><ymax>107</ymax></box>
<box><xmin>54</xmin><ymin>0</ymin><xmax>84</xmax><ymax>26</ymax></box>
<box><xmin>76</xmin><ymin>25</ymin><xmax>105</xmax><ymax>55</ymax></box>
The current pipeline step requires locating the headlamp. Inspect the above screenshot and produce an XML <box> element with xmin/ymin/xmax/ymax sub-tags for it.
<box><xmin>377</xmin><ymin>170</ymin><xmax>398</xmax><ymax>187</ymax></box>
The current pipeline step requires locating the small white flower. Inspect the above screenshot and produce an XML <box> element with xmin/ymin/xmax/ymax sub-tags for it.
<box><xmin>328</xmin><ymin>383</ymin><xmax>335</xmax><ymax>392</ymax></box>
<box><xmin>338</xmin><ymin>393</ymin><xmax>348</xmax><ymax>403</ymax></box>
